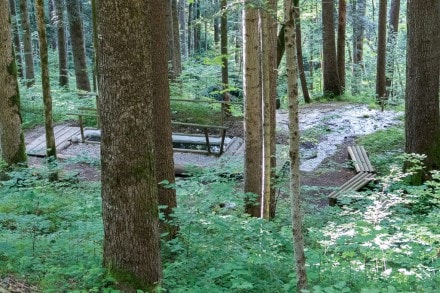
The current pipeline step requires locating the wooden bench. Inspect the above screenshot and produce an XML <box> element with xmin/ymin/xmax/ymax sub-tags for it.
<box><xmin>171</xmin><ymin>122</ymin><xmax>229</xmax><ymax>155</ymax></box>
<box><xmin>67</xmin><ymin>107</ymin><xmax>99</xmax><ymax>143</ymax></box>
<box><xmin>329</xmin><ymin>145</ymin><xmax>376</xmax><ymax>206</ymax></box>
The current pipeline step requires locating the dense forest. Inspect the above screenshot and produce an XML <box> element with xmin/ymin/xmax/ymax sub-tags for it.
<box><xmin>0</xmin><ymin>0</ymin><xmax>439</xmax><ymax>292</ymax></box>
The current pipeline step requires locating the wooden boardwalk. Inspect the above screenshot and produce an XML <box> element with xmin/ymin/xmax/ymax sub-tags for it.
<box><xmin>26</xmin><ymin>125</ymin><xmax>81</xmax><ymax>157</ymax></box>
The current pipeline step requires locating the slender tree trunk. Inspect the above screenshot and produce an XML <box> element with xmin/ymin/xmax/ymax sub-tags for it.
<box><xmin>376</xmin><ymin>0</ymin><xmax>387</xmax><ymax>101</ymax></box>
<box><xmin>405</xmin><ymin>0</ymin><xmax>440</xmax><ymax>177</ymax></box>
<box><xmin>294</xmin><ymin>0</ymin><xmax>311</xmax><ymax>103</ymax></box>
<box><xmin>0</xmin><ymin>0</ymin><xmax>27</xmax><ymax>166</ymax></box>
<box><xmin>166</xmin><ymin>0</ymin><xmax>177</xmax><ymax>79</ymax></box>
<box><xmin>8</xmin><ymin>0</ymin><xmax>23</xmax><ymax>78</ymax></box>
<box><xmin>66</xmin><ymin>0</ymin><xmax>91</xmax><ymax>92</ymax></box>
<box><xmin>214</xmin><ymin>0</ymin><xmax>220</xmax><ymax>45</ymax></box>
<box><xmin>96</xmin><ymin>0</ymin><xmax>162</xmax><ymax>289</ymax></box>
<box><xmin>19</xmin><ymin>0</ymin><xmax>35</xmax><ymax>87</ymax></box>
<box><xmin>48</xmin><ymin>0</ymin><xmax>57</xmax><ymax>50</ymax></box>
<box><xmin>36</xmin><ymin>0</ymin><xmax>57</xmax><ymax>159</ymax></box>
<box><xmin>243</xmin><ymin>1</ymin><xmax>262</xmax><ymax>217</ymax></box>
<box><xmin>284</xmin><ymin>0</ymin><xmax>307</xmax><ymax>289</ymax></box>
<box><xmin>195</xmin><ymin>1</ymin><xmax>201</xmax><ymax>52</ymax></box>
<box><xmin>221</xmin><ymin>0</ymin><xmax>229</xmax><ymax>113</ymax></box>
<box><xmin>172</xmin><ymin>0</ymin><xmax>181</xmax><ymax>77</ymax></box>
<box><xmin>187</xmin><ymin>2</ymin><xmax>193</xmax><ymax>56</ymax></box>
<box><xmin>151</xmin><ymin>0</ymin><xmax>178</xmax><ymax>240</ymax></box>
<box><xmin>385</xmin><ymin>0</ymin><xmax>400</xmax><ymax>97</ymax></box>
<box><xmin>54</xmin><ymin>0</ymin><xmax>69</xmax><ymax>87</ymax></box>
<box><xmin>322</xmin><ymin>0</ymin><xmax>341</xmax><ymax>96</ymax></box>
<box><xmin>352</xmin><ymin>0</ymin><xmax>366</xmax><ymax>94</ymax></box>
<box><xmin>179</xmin><ymin>0</ymin><xmax>187</xmax><ymax>59</ymax></box>
<box><xmin>276</xmin><ymin>24</ymin><xmax>285</xmax><ymax>68</ymax></box>
<box><xmin>234</xmin><ymin>11</ymin><xmax>242</xmax><ymax>68</ymax></box>
<box><xmin>337</xmin><ymin>0</ymin><xmax>347</xmax><ymax>92</ymax></box>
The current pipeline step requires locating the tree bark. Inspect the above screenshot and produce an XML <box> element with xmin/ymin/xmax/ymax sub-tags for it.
<box><xmin>96</xmin><ymin>0</ymin><xmax>162</xmax><ymax>289</ymax></box>
<box><xmin>337</xmin><ymin>0</ymin><xmax>347</xmax><ymax>92</ymax></box>
<box><xmin>405</xmin><ymin>0</ymin><xmax>440</xmax><ymax>177</ymax></box>
<box><xmin>36</xmin><ymin>0</ymin><xmax>57</xmax><ymax>159</ymax></box>
<box><xmin>151</xmin><ymin>0</ymin><xmax>178</xmax><ymax>240</ymax></box>
<box><xmin>172</xmin><ymin>0</ymin><xmax>181</xmax><ymax>76</ymax></box>
<box><xmin>284</xmin><ymin>0</ymin><xmax>307</xmax><ymax>289</ymax></box>
<box><xmin>166</xmin><ymin>0</ymin><xmax>177</xmax><ymax>79</ymax></box>
<box><xmin>322</xmin><ymin>0</ymin><xmax>341</xmax><ymax>96</ymax></box>
<box><xmin>0</xmin><ymin>0</ymin><xmax>27</xmax><ymax>166</ymax></box>
<box><xmin>376</xmin><ymin>0</ymin><xmax>387</xmax><ymax>100</ymax></box>
<box><xmin>54</xmin><ymin>0</ymin><xmax>69</xmax><ymax>87</ymax></box>
<box><xmin>187</xmin><ymin>2</ymin><xmax>193</xmax><ymax>56</ymax></box>
<box><xmin>385</xmin><ymin>0</ymin><xmax>400</xmax><ymax>97</ymax></box>
<box><xmin>243</xmin><ymin>1</ymin><xmax>262</xmax><ymax>217</ymax></box>
<box><xmin>8</xmin><ymin>0</ymin><xmax>23</xmax><ymax>78</ymax></box>
<box><xmin>48</xmin><ymin>0</ymin><xmax>57</xmax><ymax>50</ymax></box>
<box><xmin>66</xmin><ymin>0</ymin><xmax>91</xmax><ymax>92</ymax></box>
<box><xmin>220</xmin><ymin>0</ymin><xmax>229</xmax><ymax>113</ymax></box>
<box><xmin>214</xmin><ymin>0</ymin><xmax>220</xmax><ymax>45</ymax></box>
<box><xmin>179</xmin><ymin>0</ymin><xmax>187</xmax><ymax>59</ymax></box>
<box><xmin>294</xmin><ymin>0</ymin><xmax>311</xmax><ymax>103</ymax></box>
<box><xmin>18</xmin><ymin>0</ymin><xmax>35</xmax><ymax>87</ymax></box>
<box><xmin>352</xmin><ymin>0</ymin><xmax>366</xmax><ymax>94</ymax></box>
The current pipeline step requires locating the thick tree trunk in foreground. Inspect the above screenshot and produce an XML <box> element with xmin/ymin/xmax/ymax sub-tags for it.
<box><xmin>19</xmin><ymin>0</ymin><xmax>35</xmax><ymax>87</ymax></box>
<box><xmin>0</xmin><ymin>0</ymin><xmax>27</xmax><ymax>166</ymax></box>
<box><xmin>54</xmin><ymin>0</ymin><xmax>69</xmax><ymax>87</ymax></box>
<box><xmin>151</xmin><ymin>0</ymin><xmax>178</xmax><ymax>240</ymax></box>
<box><xmin>284</xmin><ymin>0</ymin><xmax>307</xmax><ymax>289</ymax></box>
<box><xmin>66</xmin><ymin>0</ymin><xmax>91</xmax><ymax>92</ymax></box>
<box><xmin>405</xmin><ymin>0</ymin><xmax>440</xmax><ymax>177</ymax></box>
<box><xmin>36</xmin><ymin>0</ymin><xmax>57</xmax><ymax>159</ymax></box>
<box><xmin>322</xmin><ymin>0</ymin><xmax>341</xmax><ymax>96</ymax></box>
<box><xmin>243</xmin><ymin>2</ymin><xmax>262</xmax><ymax>217</ymax></box>
<box><xmin>96</xmin><ymin>0</ymin><xmax>162</xmax><ymax>289</ymax></box>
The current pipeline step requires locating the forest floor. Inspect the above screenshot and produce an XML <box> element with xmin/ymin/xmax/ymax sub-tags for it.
<box><xmin>24</xmin><ymin>102</ymin><xmax>402</xmax><ymax>207</ymax></box>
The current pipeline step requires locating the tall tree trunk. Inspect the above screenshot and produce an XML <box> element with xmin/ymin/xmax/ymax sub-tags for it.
<box><xmin>54</xmin><ymin>0</ymin><xmax>69</xmax><ymax>87</ymax></box>
<box><xmin>166</xmin><ymin>0</ymin><xmax>177</xmax><ymax>79</ymax></box>
<box><xmin>243</xmin><ymin>1</ymin><xmax>262</xmax><ymax>217</ymax></box>
<box><xmin>96</xmin><ymin>0</ymin><xmax>162</xmax><ymax>290</ymax></box>
<box><xmin>337</xmin><ymin>0</ymin><xmax>347</xmax><ymax>92</ymax></box>
<box><xmin>221</xmin><ymin>0</ymin><xmax>229</xmax><ymax>112</ymax></box>
<box><xmin>376</xmin><ymin>0</ymin><xmax>387</xmax><ymax>101</ymax></box>
<box><xmin>284</xmin><ymin>0</ymin><xmax>307</xmax><ymax>289</ymax></box>
<box><xmin>0</xmin><ymin>0</ymin><xmax>27</xmax><ymax>166</ymax></box>
<box><xmin>8</xmin><ymin>0</ymin><xmax>23</xmax><ymax>78</ymax></box>
<box><xmin>276</xmin><ymin>24</ymin><xmax>285</xmax><ymax>68</ymax></box>
<box><xmin>294</xmin><ymin>0</ymin><xmax>311</xmax><ymax>103</ymax></box>
<box><xmin>214</xmin><ymin>0</ymin><xmax>220</xmax><ymax>45</ymax></box>
<box><xmin>66</xmin><ymin>0</ymin><xmax>91</xmax><ymax>92</ymax></box>
<box><xmin>405</xmin><ymin>0</ymin><xmax>440</xmax><ymax>178</ymax></box>
<box><xmin>48</xmin><ymin>0</ymin><xmax>57</xmax><ymax>50</ymax></box>
<box><xmin>385</xmin><ymin>0</ymin><xmax>400</xmax><ymax>97</ymax></box>
<box><xmin>234</xmin><ymin>11</ymin><xmax>242</xmax><ymax>68</ymax></box>
<box><xmin>151</xmin><ymin>0</ymin><xmax>178</xmax><ymax>240</ymax></box>
<box><xmin>187</xmin><ymin>2</ymin><xmax>193</xmax><ymax>56</ymax></box>
<box><xmin>322</xmin><ymin>0</ymin><xmax>341</xmax><ymax>96</ymax></box>
<box><xmin>36</xmin><ymin>0</ymin><xmax>57</xmax><ymax>159</ymax></box>
<box><xmin>194</xmin><ymin>1</ymin><xmax>201</xmax><ymax>52</ymax></box>
<box><xmin>352</xmin><ymin>0</ymin><xmax>366</xmax><ymax>94</ymax></box>
<box><xmin>19</xmin><ymin>0</ymin><xmax>35</xmax><ymax>87</ymax></box>
<box><xmin>179</xmin><ymin>0</ymin><xmax>187</xmax><ymax>59</ymax></box>
<box><xmin>172</xmin><ymin>0</ymin><xmax>181</xmax><ymax>76</ymax></box>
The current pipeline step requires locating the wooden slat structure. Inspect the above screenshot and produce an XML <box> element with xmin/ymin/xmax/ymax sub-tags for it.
<box><xmin>329</xmin><ymin>145</ymin><xmax>376</xmax><ymax>206</ymax></box>
<box><xmin>26</xmin><ymin>126</ymin><xmax>80</xmax><ymax>157</ymax></box>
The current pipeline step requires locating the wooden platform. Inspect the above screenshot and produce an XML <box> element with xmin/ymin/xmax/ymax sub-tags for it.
<box><xmin>26</xmin><ymin>126</ymin><xmax>80</xmax><ymax>157</ymax></box>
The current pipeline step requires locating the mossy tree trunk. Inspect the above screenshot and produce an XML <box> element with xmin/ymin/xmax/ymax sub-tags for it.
<box><xmin>337</xmin><ymin>0</ymin><xmax>347</xmax><ymax>93</ymax></box>
<box><xmin>8</xmin><ymin>0</ymin><xmax>23</xmax><ymax>78</ymax></box>
<box><xmin>284</xmin><ymin>0</ymin><xmax>307</xmax><ymax>289</ymax></box>
<box><xmin>96</xmin><ymin>0</ymin><xmax>162</xmax><ymax>289</ymax></box>
<box><xmin>18</xmin><ymin>0</ymin><xmax>35</xmax><ymax>87</ymax></box>
<box><xmin>376</xmin><ymin>0</ymin><xmax>387</xmax><ymax>101</ymax></box>
<box><xmin>0</xmin><ymin>0</ymin><xmax>27</xmax><ymax>166</ymax></box>
<box><xmin>35</xmin><ymin>0</ymin><xmax>57</xmax><ymax>160</ymax></box>
<box><xmin>151</xmin><ymin>0</ymin><xmax>178</xmax><ymax>240</ymax></box>
<box><xmin>54</xmin><ymin>0</ymin><xmax>69</xmax><ymax>88</ymax></box>
<box><xmin>66</xmin><ymin>0</ymin><xmax>91</xmax><ymax>92</ymax></box>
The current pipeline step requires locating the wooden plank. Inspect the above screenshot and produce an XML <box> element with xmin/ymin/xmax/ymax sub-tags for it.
<box><xmin>27</xmin><ymin>126</ymin><xmax>80</xmax><ymax>157</ymax></box>
<box><xmin>172</xmin><ymin>121</ymin><xmax>228</xmax><ymax>130</ymax></box>
<box><xmin>347</xmin><ymin>146</ymin><xmax>362</xmax><ymax>172</ymax></box>
<box><xmin>359</xmin><ymin>146</ymin><xmax>375</xmax><ymax>172</ymax></box>
<box><xmin>348</xmin><ymin>145</ymin><xmax>374</xmax><ymax>173</ymax></box>
<box><xmin>328</xmin><ymin>172</ymin><xmax>375</xmax><ymax>199</ymax></box>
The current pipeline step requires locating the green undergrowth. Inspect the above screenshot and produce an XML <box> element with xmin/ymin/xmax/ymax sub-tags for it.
<box><xmin>1</xmin><ymin>147</ymin><xmax>439</xmax><ymax>292</ymax></box>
